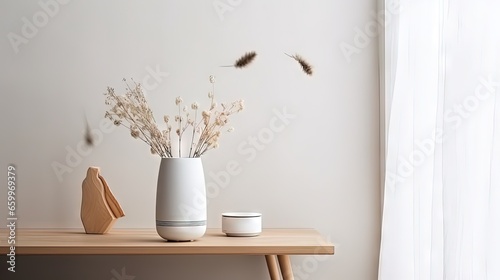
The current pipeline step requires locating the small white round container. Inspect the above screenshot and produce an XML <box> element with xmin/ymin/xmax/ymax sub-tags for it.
<box><xmin>222</xmin><ymin>212</ymin><xmax>262</xmax><ymax>237</ymax></box>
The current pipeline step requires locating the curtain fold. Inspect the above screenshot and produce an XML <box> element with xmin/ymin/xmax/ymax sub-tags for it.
<box><xmin>379</xmin><ymin>1</ymin><xmax>500</xmax><ymax>279</ymax></box>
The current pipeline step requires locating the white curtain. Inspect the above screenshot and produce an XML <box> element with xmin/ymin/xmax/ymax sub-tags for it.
<box><xmin>379</xmin><ymin>0</ymin><xmax>500</xmax><ymax>279</ymax></box>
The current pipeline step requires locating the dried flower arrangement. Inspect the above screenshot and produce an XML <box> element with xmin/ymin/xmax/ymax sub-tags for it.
<box><xmin>100</xmin><ymin>50</ymin><xmax>312</xmax><ymax>158</ymax></box>
<box><xmin>104</xmin><ymin>75</ymin><xmax>244</xmax><ymax>158</ymax></box>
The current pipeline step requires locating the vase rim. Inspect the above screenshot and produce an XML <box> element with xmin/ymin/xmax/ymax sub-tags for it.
<box><xmin>160</xmin><ymin>157</ymin><xmax>202</xmax><ymax>159</ymax></box>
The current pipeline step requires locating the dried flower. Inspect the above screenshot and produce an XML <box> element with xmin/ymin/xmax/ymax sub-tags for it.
<box><xmin>202</xmin><ymin>110</ymin><xmax>211</xmax><ymax>118</ymax></box>
<box><xmin>285</xmin><ymin>53</ymin><xmax>313</xmax><ymax>75</ymax></box>
<box><xmin>191</xmin><ymin>102</ymin><xmax>199</xmax><ymax>110</ymax></box>
<box><xmin>131</xmin><ymin>129</ymin><xmax>140</xmax><ymax>138</ymax></box>
<box><xmin>237</xmin><ymin>100</ymin><xmax>244</xmax><ymax>112</ymax></box>
<box><xmin>210</xmin><ymin>102</ymin><xmax>217</xmax><ymax>110</ymax></box>
<box><xmin>209</xmin><ymin>75</ymin><xmax>216</xmax><ymax>84</ymax></box>
<box><xmin>175</xmin><ymin>96</ymin><xmax>183</xmax><ymax>105</ymax></box>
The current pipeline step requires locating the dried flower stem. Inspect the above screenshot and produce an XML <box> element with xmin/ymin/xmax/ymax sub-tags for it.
<box><xmin>177</xmin><ymin>99</ymin><xmax>182</xmax><ymax>157</ymax></box>
<box><xmin>188</xmin><ymin>107</ymin><xmax>198</xmax><ymax>158</ymax></box>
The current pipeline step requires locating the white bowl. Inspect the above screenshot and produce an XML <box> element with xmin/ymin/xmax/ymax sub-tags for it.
<box><xmin>222</xmin><ymin>212</ymin><xmax>262</xmax><ymax>237</ymax></box>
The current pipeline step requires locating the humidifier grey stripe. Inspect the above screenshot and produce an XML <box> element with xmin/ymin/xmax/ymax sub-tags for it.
<box><xmin>156</xmin><ymin>220</ymin><xmax>207</xmax><ymax>227</ymax></box>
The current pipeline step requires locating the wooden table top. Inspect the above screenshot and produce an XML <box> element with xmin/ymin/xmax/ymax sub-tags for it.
<box><xmin>0</xmin><ymin>228</ymin><xmax>334</xmax><ymax>255</ymax></box>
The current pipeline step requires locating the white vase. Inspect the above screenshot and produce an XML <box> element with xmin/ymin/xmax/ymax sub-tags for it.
<box><xmin>155</xmin><ymin>158</ymin><xmax>207</xmax><ymax>241</ymax></box>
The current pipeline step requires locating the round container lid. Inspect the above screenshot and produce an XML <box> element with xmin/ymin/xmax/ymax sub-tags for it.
<box><xmin>222</xmin><ymin>212</ymin><xmax>262</xmax><ymax>218</ymax></box>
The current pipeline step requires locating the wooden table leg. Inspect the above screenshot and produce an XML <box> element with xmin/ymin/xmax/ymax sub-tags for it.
<box><xmin>265</xmin><ymin>255</ymin><xmax>281</xmax><ymax>280</ymax></box>
<box><xmin>278</xmin><ymin>255</ymin><xmax>294</xmax><ymax>280</ymax></box>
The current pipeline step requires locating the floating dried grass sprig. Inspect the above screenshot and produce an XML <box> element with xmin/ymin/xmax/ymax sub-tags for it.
<box><xmin>222</xmin><ymin>51</ymin><xmax>257</xmax><ymax>68</ymax></box>
<box><xmin>285</xmin><ymin>53</ymin><xmax>313</xmax><ymax>75</ymax></box>
<box><xmin>83</xmin><ymin>115</ymin><xmax>94</xmax><ymax>146</ymax></box>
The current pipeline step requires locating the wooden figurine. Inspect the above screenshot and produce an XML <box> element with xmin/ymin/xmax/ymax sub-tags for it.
<box><xmin>81</xmin><ymin>167</ymin><xmax>124</xmax><ymax>234</ymax></box>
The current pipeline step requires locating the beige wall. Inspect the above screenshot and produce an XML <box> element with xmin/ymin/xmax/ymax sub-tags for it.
<box><xmin>0</xmin><ymin>0</ymin><xmax>381</xmax><ymax>279</ymax></box>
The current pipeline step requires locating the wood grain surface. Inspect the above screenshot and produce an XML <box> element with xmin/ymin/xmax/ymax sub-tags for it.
<box><xmin>0</xmin><ymin>228</ymin><xmax>334</xmax><ymax>255</ymax></box>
